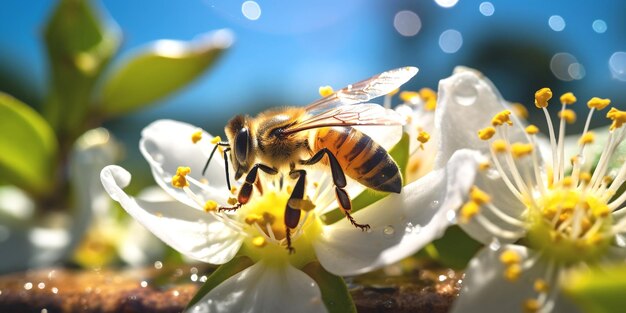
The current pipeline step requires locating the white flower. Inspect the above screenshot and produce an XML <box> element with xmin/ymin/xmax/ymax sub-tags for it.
<box><xmin>435</xmin><ymin>67</ymin><xmax>626</xmax><ymax>313</ymax></box>
<box><xmin>100</xmin><ymin>117</ymin><xmax>478</xmax><ymax>313</ymax></box>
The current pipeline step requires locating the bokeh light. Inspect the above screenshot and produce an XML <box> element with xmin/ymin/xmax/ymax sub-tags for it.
<box><xmin>241</xmin><ymin>1</ymin><xmax>261</xmax><ymax>21</ymax></box>
<box><xmin>548</xmin><ymin>15</ymin><xmax>566</xmax><ymax>32</ymax></box>
<box><xmin>435</xmin><ymin>0</ymin><xmax>459</xmax><ymax>8</ymax></box>
<box><xmin>479</xmin><ymin>2</ymin><xmax>495</xmax><ymax>17</ymax></box>
<box><xmin>592</xmin><ymin>19</ymin><xmax>607</xmax><ymax>34</ymax></box>
<box><xmin>393</xmin><ymin>10</ymin><xmax>422</xmax><ymax>37</ymax></box>
<box><xmin>439</xmin><ymin>29</ymin><xmax>463</xmax><ymax>54</ymax></box>
<box><xmin>550</xmin><ymin>52</ymin><xmax>585</xmax><ymax>81</ymax></box>
<box><xmin>609</xmin><ymin>52</ymin><xmax>626</xmax><ymax>81</ymax></box>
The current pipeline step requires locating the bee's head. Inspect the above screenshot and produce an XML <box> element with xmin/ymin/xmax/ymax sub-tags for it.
<box><xmin>225</xmin><ymin>115</ymin><xmax>255</xmax><ymax>180</ymax></box>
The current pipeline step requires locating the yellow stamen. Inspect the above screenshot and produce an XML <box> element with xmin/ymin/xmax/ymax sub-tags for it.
<box><xmin>579</xmin><ymin>132</ymin><xmax>594</xmax><ymax>145</ymax></box>
<box><xmin>504</xmin><ymin>264</ymin><xmax>522</xmax><ymax>282</ymax></box>
<box><xmin>230</xmin><ymin>186</ymin><xmax>238</xmax><ymax>194</ymax></box>
<box><xmin>460</xmin><ymin>201</ymin><xmax>480</xmax><ymax>223</ymax></box>
<box><xmin>525</xmin><ymin>124</ymin><xmax>539</xmax><ymax>135</ymax></box>
<box><xmin>419</xmin><ymin>88</ymin><xmax>437</xmax><ymax>111</ymax></box>
<box><xmin>492</xmin><ymin>139</ymin><xmax>508</xmax><ymax>153</ymax></box>
<box><xmin>511</xmin><ymin>103</ymin><xmax>529</xmax><ymax>119</ymax></box>
<box><xmin>252</xmin><ymin>236</ymin><xmax>267</xmax><ymax>248</ymax></box>
<box><xmin>491</xmin><ymin>110</ymin><xmax>513</xmax><ymax>127</ymax></box>
<box><xmin>499</xmin><ymin>250</ymin><xmax>521</xmax><ymax>266</ymax></box>
<box><xmin>523</xmin><ymin>298</ymin><xmax>540</xmax><ymax>313</ymax></box>
<box><xmin>204</xmin><ymin>200</ymin><xmax>218</xmax><ymax>212</ymax></box>
<box><xmin>288</xmin><ymin>198</ymin><xmax>316</xmax><ymax>212</ymax></box>
<box><xmin>534</xmin><ymin>279</ymin><xmax>549</xmax><ymax>293</ymax></box>
<box><xmin>511</xmin><ymin>142</ymin><xmax>533</xmax><ymax>158</ymax></box>
<box><xmin>534</xmin><ymin>87</ymin><xmax>552</xmax><ymax>108</ymax></box>
<box><xmin>417</xmin><ymin>130</ymin><xmax>431</xmax><ymax>144</ymax></box>
<box><xmin>388</xmin><ymin>88</ymin><xmax>400</xmax><ymax>96</ymax></box>
<box><xmin>227</xmin><ymin>197</ymin><xmax>238</xmax><ymax>205</ymax></box>
<box><xmin>262</xmin><ymin>212</ymin><xmax>276</xmax><ymax>225</ymax></box>
<box><xmin>191</xmin><ymin>130</ymin><xmax>203</xmax><ymax>144</ymax></box>
<box><xmin>479</xmin><ymin>161</ymin><xmax>491</xmax><ymax>170</ymax></box>
<box><xmin>561</xmin><ymin>176</ymin><xmax>573</xmax><ymax>188</ymax></box>
<box><xmin>560</xmin><ymin>92</ymin><xmax>576</xmax><ymax>105</ymax></box>
<box><xmin>470</xmin><ymin>186</ymin><xmax>491</xmax><ymax>205</ymax></box>
<box><xmin>245</xmin><ymin>213</ymin><xmax>262</xmax><ymax>225</ymax></box>
<box><xmin>399</xmin><ymin>91</ymin><xmax>419</xmax><ymax>103</ymax></box>
<box><xmin>558</xmin><ymin>109</ymin><xmax>576</xmax><ymax>124</ymax></box>
<box><xmin>478</xmin><ymin>127</ymin><xmax>496</xmax><ymax>140</ymax></box>
<box><xmin>607</xmin><ymin>107</ymin><xmax>626</xmax><ymax>130</ymax></box>
<box><xmin>579</xmin><ymin>172</ymin><xmax>591</xmax><ymax>183</ymax></box>
<box><xmin>171</xmin><ymin>166</ymin><xmax>191</xmax><ymax>188</ymax></box>
<box><xmin>318</xmin><ymin>85</ymin><xmax>334</xmax><ymax>97</ymax></box>
<box><xmin>210</xmin><ymin>136</ymin><xmax>222</xmax><ymax>144</ymax></box>
<box><xmin>587</xmin><ymin>97</ymin><xmax>611</xmax><ymax>110</ymax></box>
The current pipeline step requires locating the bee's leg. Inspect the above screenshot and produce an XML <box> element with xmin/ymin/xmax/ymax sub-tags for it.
<box><xmin>300</xmin><ymin>149</ymin><xmax>370</xmax><ymax>231</ymax></box>
<box><xmin>218</xmin><ymin>163</ymin><xmax>278</xmax><ymax>212</ymax></box>
<box><xmin>284</xmin><ymin>169</ymin><xmax>306</xmax><ymax>254</ymax></box>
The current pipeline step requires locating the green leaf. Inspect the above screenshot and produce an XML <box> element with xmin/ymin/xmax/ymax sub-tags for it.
<box><xmin>322</xmin><ymin>132</ymin><xmax>410</xmax><ymax>224</ymax></box>
<box><xmin>0</xmin><ymin>93</ymin><xmax>57</xmax><ymax>195</ymax></box>
<box><xmin>185</xmin><ymin>255</ymin><xmax>254</xmax><ymax>310</ymax></box>
<box><xmin>43</xmin><ymin>0</ymin><xmax>121</xmax><ymax>137</ymax></box>
<box><xmin>99</xmin><ymin>30</ymin><xmax>233</xmax><ymax>117</ymax></box>
<box><xmin>301</xmin><ymin>261</ymin><xmax>356</xmax><ymax>313</ymax></box>
<box><xmin>563</xmin><ymin>263</ymin><xmax>626</xmax><ymax>313</ymax></box>
<box><xmin>428</xmin><ymin>225</ymin><xmax>483</xmax><ymax>269</ymax></box>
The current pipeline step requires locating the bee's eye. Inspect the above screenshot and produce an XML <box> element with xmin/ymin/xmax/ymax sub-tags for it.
<box><xmin>234</xmin><ymin>128</ymin><xmax>249</xmax><ymax>163</ymax></box>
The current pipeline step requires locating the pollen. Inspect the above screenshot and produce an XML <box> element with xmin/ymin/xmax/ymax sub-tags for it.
<box><xmin>210</xmin><ymin>136</ymin><xmax>222</xmax><ymax>144</ymax></box>
<box><xmin>318</xmin><ymin>85</ymin><xmax>334</xmax><ymax>97</ymax></box>
<box><xmin>587</xmin><ymin>97</ymin><xmax>611</xmax><ymax>110</ymax></box>
<box><xmin>561</xmin><ymin>176</ymin><xmax>573</xmax><ymax>188</ymax></box>
<box><xmin>491</xmin><ymin>110</ymin><xmax>513</xmax><ymax>127</ymax></box>
<box><xmin>419</xmin><ymin>87</ymin><xmax>437</xmax><ymax>111</ymax></box>
<box><xmin>579</xmin><ymin>172</ymin><xmax>591</xmax><ymax>183</ymax></box>
<box><xmin>478</xmin><ymin>127</ymin><xmax>496</xmax><ymax>140</ymax></box>
<box><xmin>399</xmin><ymin>91</ymin><xmax>419</xmax><ymax>103</ymax></box>
<box><xmin>533</xmin><ymin>279</ymin><xmax>549</xmax><ymax>293</ymax></box>
<box><xmin>504</xmin><ymin>264</ymin><xmax>522</xmax><ymax>282</ymax></box>
<box><xmin>470</xmin><ymin>186</ymin><xmax>491</xmax><ymax>205</ymax></box>
<box><xmin>479</xmin><ymin>161</ymin><xmax>491</xmax><ymax>171</ymax></box>
<box><xmin>191</xmin><ymin>130</ymin><xmax>203</xmax><ymax>143</ymax></box>
<box><xmin>245</xmin><ymin>213</ymin><xmax>262</xmax><ymax>225</ymax></box>
<box><xmin>579</xmin><ymin>132</ymin><xmax>595</xmax><ymax>145</ymax></box>
<box><xmin>534</xmin><ymin>87</ymin><xmax>552</xmax><ymax>108</ymax></box>
<box><xmin>525</xmin><ymin>124</ymin><xmax>539</xmax><ymax>135</ymax></box>
<box><xmin>171</xmin><ymin>166</ymin><xmax>191</xmax><ymax>188</ymax></box>
<box><xmin>607</xmin><ymin>107</ymin><xmax>626</xmax><ymax>130</ymax></box>
<box><xmin>460</xmin><ymin>201</ymin><xmax>480</xmax><ymax>223</ymax></box>
<box><xmin>523</xmin><ymin>298</ymin><xmax>540</xmax><ymax>313</ymax></box>
<box><xmin>558</xmin><ymin>109</ymin><xmax>576</xmax><ymax>124</ymax></box>
<box><xmin>492</xmin><ymin>140</ymin><xmax>508</xmax><ymax>153</ymax></box>
<box><xmin>511</xmin><ymin>103</ymin><xmax>529</xmax><ymax>119</ymax></box>
<box><xmin>499</xmin><ymin>249</ymin><xmax>521</xmax><ymax>266</ymax></box>
<box><xmin>204</xmin><ymin>200</ymin><xmax>218</xmax><ymax>212</ymax></box>
<box><xmin>560</xmin><ymin>92</ymin><xmax>577</xmax><ymax>105</ymax></box>
<box><xmin>227</xmin><ymin>197</ymin><xmax>238</xmax><ymax>205</ymax></box>
<box><xmin>417</xmin><ymin>130</ymin><xmax>431</xmax><ymax>144</ymax></box>
<box><xmin>511</xmin><ymin>142</ymin><xmax>533</xmax><ymax>158</ymax></box>
<box><xmin>252</xmin><ymin>236</ymin><xmax>267</xmax><ymax>248</ymax></box>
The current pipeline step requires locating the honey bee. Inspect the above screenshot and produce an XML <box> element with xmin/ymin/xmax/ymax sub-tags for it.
<box><xmin>204</xmin><ymin>67</ymin><xmax>418</xmax><ymax>252</ymax></box>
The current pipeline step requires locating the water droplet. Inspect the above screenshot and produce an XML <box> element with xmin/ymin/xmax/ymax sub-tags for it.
<box><xmin>192</xmin><ymin>304</ymin><xmax>209</xmax><ymax>313</ymax></box>
<box><xmin>446</xmin><ymin>210</ymin><xmax>457</xmax><ymax>223</ymax></box>
<box><xmin>452</xmin><ymin>76</ymin><xmax>478</xmax><ymax>106</ymax></box>
<box><xmin>38</xmin><ymin>282</ymin><xmax>45</xmax><ymax>289</ymax></box>
<box><xmin>154</xmin><ymin>261</ymin><xmax>163</xmax><ymax>269</ymax></box>
<box><xmin>199</xmin><ymin>275</ymin><xmax>208</xmax><ymax>283</ymax></box>
<box><xmin>24</xmin><ymin>282</ymin><xmax>32</xmax><ymax>290</ymax></box>
<box><xmin>548</xmin><ymin>15</ymin><xmax>566</xmax><ymax>32</ymax></box>
<box><xmin>489</xmin><ymin>238</ymin><xmax>501</xmax><ymax>251</ymax></box>
<box><xmin>431</xmin><ymin>200</ymin><xmax>440</xmax><ymax>208</ymax></box>
<box><xmin>592</xmin><ymin>19</ymin><xmax>607</xmax><ymax>34</ymax></box>
<box><xmin>310</xmin><ymin>282</ymin><xmax>316</xmax><ymax>288</ymax></box>
<box><xmin>140</xmin><ymin>281</ymin><xmax>148</xmax><ymax>288</ymax></box>
<box><xmin>609</xmin><ymin>51</ymin><xmax>626</xmax><ymax>81</ymax></box>
<box><xmin>486</xmin><ymin>169</ymin><xmax>501</xmax><ymax>180</ymax></box>
<box><xmin>383</xmin><ymin>225</ymin><xmax>395</xmax><ymax>236</ymax></box>
<box><xmin>393</xmin><ymin>10</ymin><xmax>422</xmax><ymax>37</ymax></box>
<box><xmin>241</xmin><ymin>1</ymin><xmax>261</xmax><ymax>21</ymax></box>
<box><xmin>439</xmin><ymin>29</ymin><xmax>463</xmax><ymax>54</ymax></box>
<box><xmin>479</xmin><ymin>2</ymin><xmax>494</xmax><ymax>16</ymax></box>
<box><xmin>190</xmin><ymin>274</ymin><xmax>198</xmax><ymax>282</ymax></box>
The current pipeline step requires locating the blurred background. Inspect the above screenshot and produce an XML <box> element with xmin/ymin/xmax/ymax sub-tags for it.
<box><xmin>0</xmin><ymin>0</ymin><xmax>625</xmax><ymax>272</ymax></box>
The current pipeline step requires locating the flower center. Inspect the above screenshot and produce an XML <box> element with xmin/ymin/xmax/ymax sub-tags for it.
<box><xmin>526</xmin><ymin>188</ymin><xmax>612</xmax><ymax>264</ymax></box>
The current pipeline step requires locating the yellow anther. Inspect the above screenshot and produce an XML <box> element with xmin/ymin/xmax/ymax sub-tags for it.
<box><xmin>211</xmin><ymin>136</ymin><xmax>222</xmax><ymax>144</ymax></box>
<box><xmin>534</xmin><ymin>87</ymin><xmax>552</xmax><ymax>108</ymax></box>
<box><xmin>587</xmin><ymin>97</ymin><xmax>611</xmax><ymax>110</ymax></box>
<box><xmin>491</xmin><ymin>110</ymin><xmax>513</xmax><ymax>127</ymax></box>
<box><xmin>262</xmin><ymin>212</ymin><xmax>276</xmax><ymax>225</ymax></box>
<box><xmin>525</xmin><ymin>124</ymin><xmax>539</xmax><ymax>135</ymax></box>
<box><xmin>399</xmin><ymin>91</ymin><xmax>420</xmax><ymax>103</ymax></box>
<box><xmin>603</xmin><ymin>175</ymin><xmax>614</xmax><ymax>185</ymax></box>
<box><xmin>561</xmin><ymin>176</ymin><xmax>573</xmax><ymax>188</ymax></box>
<box><xmin>534</xmin><ymin>279</ymin><xmax>549</xmax><ymax>293</ymax></box>
<box><xmin>607</xmin><ymin>107</ymin><xmax>626</xmax><ymax>130</ymax></box>
<box><xmin>523</xmin><ymin>298</ymin><xmax>540</xmax><ymax>313</ymax></box>
<box><xmin>313</xmin><ymin>182</ymin><xmax>319</xmax><ymax>188</ymax></box>
<box><xmin>318</xmin><ymin>85</ymin><xmax>334</xmax><ymax>97</ymax></box>
<box><xmin>419</xmin><ymin>88</ymin><xmax>437</xmax><ymax>111</ymax></box>
<box><xmin>417</xmin><ymin>131</ymin><xmax>431</xmax><ymax>144</ymax></box>
<box><xmin>227</xmin><ymin>197</ymin><xmax>238</xmax><ymax>205</ymax></box>
<box><xmin>470</xmin><ymin>186</ymin><xmax>491</xmax><ymax>205</ymax></box>
<box><xmin>579</xmin><ymin>172</ymin><xmax>591</xmax><ymax>183</ymax></box>
<box><xmin>479</xmin><ymin>161</ymin><xmax>491</xmax><ymax>171</ymax></box>
<box><xmin>171</xmin><ymin>166</ymin><xmax>191</xmax><ymax>188</ymax></box>
<box><xmin>504</xmin><ymin>264</ymin><xmax>522</xmax><ymax>282</ymax></box>
<box><xmin>478</xmin><ymin>127</ymin><xmax>496</xmax><ymax>140</ymax></box>
<box><xmin>252</xmin><ymin>236</ymin><xmax>267</xmax><ymax>248</ymax></box>
<box><xmin>558</xmin><ymin>109</ymin><xmax>576</xmax><ymax>124</ymax></box>
<box><xmin>511</xmin><ymin>103</ymin><xmax>529</xmax><ymax>119</ymax></box>
<box><xmin>579</xmin><ymin>132</ymin><xmax>595</xmax><ymax>145</ymax></box>
<box><xmin>191</xmin><ymin>130</ymin><xmax>203</xmax><ymax>143</ymax></box>
<box><xmin>499</xmin><ymin>250</ymin><xmax>521</xmax><ymax>266</ymax></box>
<box><xmin>492</xmin><ymin>139</ymin><xmax>508</xmax><ymax>153</ymax></box>
<box><xmin>511</xmin><ymin>142</ymin><xmax>534</xmax><ymax>158</ymax></box>
<box><xmin>560</xmin><ymin>92</ymin><xmax>577</xmax><ymax>105</ymax></box>
<box><xmin>176</xmin><ymin>167</ymin><xmax>191</xmax><ymax>176</ymax></box>
<box><xmin>244</xmin><ymin>213</ymin><xmax>262</xmax><ymax>225</ymax></box>
<box><xmin>230</xmin><ymin>186</ymin><xmax>238</xmax><ymax>195</ymax></box>
<box><xmin>288</xmin><ymin>198</ymin><xmax>316</xmax><ymax>212</ymax></box>
<box><xmin>586</xmin><ymin>233</ymin><xmax>605</xmax><ymax>245</ymax></box>
<box><xmin>387</xmin><ymin>88</ymin><xmax>400</xmax><ymax>97</ymax></box>
<box><xmin>204</xmin><ymin>200</ymin><xmax>218</xmax><ymax>212</ymax></box>
<box><xmin>460</xmin><ymin>201</ymin><xmax>480</xmax><ymax>223</ymax></box>
<box><xmin>286</xmin><ymin>185</ymin><xmax>293</xmax><ymax>194</ymax></box>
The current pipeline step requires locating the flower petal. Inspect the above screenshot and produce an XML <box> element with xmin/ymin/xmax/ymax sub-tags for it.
<box><xmin>187</xmin><ymin>261</ymin><xmax>328</xmax><ymax>313</ymax></box>
<box><xmin>100</xmin><ymin>165</ymin><xmax>243</xmax><ymax>264</ymax></box>
<box><xmin>314</xmin><ymin>149</ymin><xmax>480</xmax><ymax>276</ymax></box>
<box><xmin>140</xmin><ymin>119</ymin><xmax>233</xmax><ymax>208</ymax></box>
<box><xmin>451</xmin><ymin>245</ymin><xmax>582</xmax><ymax>313</ymax></box>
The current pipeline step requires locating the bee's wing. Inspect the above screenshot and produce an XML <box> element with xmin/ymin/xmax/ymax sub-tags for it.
<box><xmin>282</xmin><ymin>103</ymin><xmax>405</xmax><ymax>135</ymax></box>
<box><xmin>305</xmin><ymin>66</ymin><xmax>418</xmax><ymax>115</ymax></box>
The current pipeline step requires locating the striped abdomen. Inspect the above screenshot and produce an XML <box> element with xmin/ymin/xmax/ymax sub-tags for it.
<box><xmin>314</xmin><ymin>127</ymin><xmax>401</xmax><ymax>193</ymax></box>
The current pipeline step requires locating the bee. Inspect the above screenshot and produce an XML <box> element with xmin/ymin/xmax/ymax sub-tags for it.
<box><xmin>204</xmin><ymin>67</ymin><xmax>418</xmax><ymax>252</ymax></box>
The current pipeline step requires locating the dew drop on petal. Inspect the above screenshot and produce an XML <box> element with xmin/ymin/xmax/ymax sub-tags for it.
<box><xmin>192</xmin><ymin>304</ymin><xmax>209</xmax><ymax>313</ymax></box>
<box><xmin>446</xmin><ymin>210</ymin><xmax>457</xmax><ymax>223</ymax></box>
<box><xmin>489</xmin><ymin>238</ymin><xmax>501</xmax><ymax>251</ymax></box>
<box><xmin>609</xmin><ymin>51</ymin><xmax>626</xmax><ymax>81</ymax></box>
<box><xmin>452</xmin><ymin>76</ymin><xmax>478</xmax><ymax>106</ymax></box>
<box><xmin>431</xmin><ymin>200</ymin><xmax>440</xmax><ymax>208</ymax></box>
<box><xmin>190</xmin><ymin>274</ymin><xmax>198</xmax><ymax>282</ymax></box>
<box><xmin>383</xmin><ymin>225</ymin><xmax>395</xmax><ymax>236</ymax></box>
<box><xmin>199</xmin><ymin>275</ymin><xmax>208</xmax><ymax>283</ymax></box>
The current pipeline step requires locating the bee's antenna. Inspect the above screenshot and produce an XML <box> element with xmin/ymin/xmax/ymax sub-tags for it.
<box><xmin>203</xmin><ymin>141</ymin><xmax>232</xmax><ymax>191</ymax></box>
<box><xmin>223</xmin><ymin>148</ymin><xmax>232</xmax><ymax>191</ymax></box>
